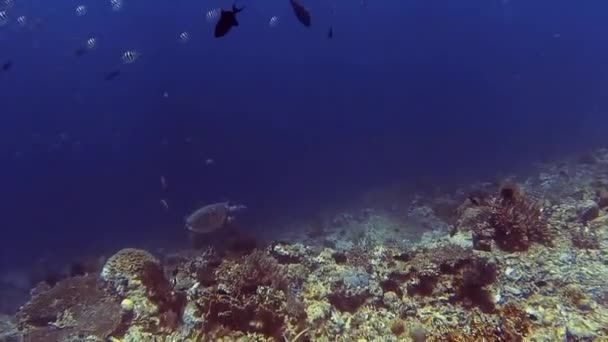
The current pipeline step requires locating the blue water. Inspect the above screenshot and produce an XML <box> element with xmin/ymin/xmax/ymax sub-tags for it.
<box><xmin>0</xmin><ymin>0</ymin><xmax>607</xmax><ymax>270</ymax></box>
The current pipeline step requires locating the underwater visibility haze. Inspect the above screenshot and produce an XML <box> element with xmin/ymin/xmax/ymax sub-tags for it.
<box><xmin>1</xmin><ymin>0</ymin><xmax>608</xmax><ymax>340</ymax></box>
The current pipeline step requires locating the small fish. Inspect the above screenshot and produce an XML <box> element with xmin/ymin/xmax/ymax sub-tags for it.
<box><xmin>75</xmin><ymin>5</ymin><xmax>87</xmax><ymax>16</ymax></box>
<box><xmin>269</xmin><ymin>15</ymin><xmax>279</xmax><ymax>28</ymax></box>
<box><xmin>289</xmin><ymin>0</ymin><xmax>311</xmax><ymax>27</ymax></box>
<box><xmin>170</xmin><ymin>267</ymin><xmax>178</xmax><ymax>286</ymax></box>
<box><xmin>327</xmin><ymin>8</ymin><xmax>334</xmax><ymax>39</ymax></box>
<box><xmin>1</xmin><ymin>61</ymin><xmax>12</xmax><ymax>71</ymax></box>
<box><xmin>178</xmin><ymin>31</ymin><xmax>190</xmax><ymax>43</ymax></box>
<box><xmin>160</xmin><ymin>199</ymin><xmax>169</xmax><ymax>211</ymax></box>
<box><xmin>16</xmin><ymin>15</ymin><xmax>26</xmax><ymax>27</ymax></box>
<box><xmin>86</xmin><ymin>37</ymin><xmax>97</xmax><ymax>50</ymax></box>
<box><xmin>214</xmin><ymin>4</ymin><xmax>243</xmax><ymax>38</ymax></box>
<box><xmin>121</xmin><ymin>50</ymin><xmax>139</xmax><ymax>64</ymax></box>
<box><xmin>0</xmin><ymin>10</ymin><xmax>8</xmax><ymax>26</ymax></box>
<box><xmin>205</xmin><ymin>158</ymin><xmax>215</xmax><ymax>166</ymax></box>
<box><xmin>205</xmin><ymin>8</ymin><xmax>220</xmax><ymax>23</ymax></box>
<box><xmin>74</xmin><ymin>47</ymin><xmax>87</xmax><ymax>57</ymax></box>
<box><xmin>104</xmin><ymin>70</ymin><xmax>121</xmax><ymax>80</ymax></box>
<box><xmin>3</xmin><ymin>0</ymin><xmax>13</xmax><ymax>8</ymax></box>
<box><xmin>110</xmin><ymin>0</ymin><xmax>122</xmax><ymax>12</ymax></box>
<box><xmin>160</xmin><ymin>176</ymin><xmax>167</xmax><ymax>189</ymax></box>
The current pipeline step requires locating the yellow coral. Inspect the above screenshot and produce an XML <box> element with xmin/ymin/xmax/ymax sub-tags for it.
<box><xmin>101</xmin><ymin>248</ymin><xmax>159</xmax><ymax>281</ymax></box>
<box><xmin>120</xmin><ymin>298</ymin><xmax>134</xmax><ymax>311</ymax></box>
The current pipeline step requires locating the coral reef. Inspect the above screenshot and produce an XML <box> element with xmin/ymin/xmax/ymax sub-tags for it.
<box><xmin>16</xmin><ymin>274</ymin><xmax>123</xmax><ymax>342</ymax></box>
<box><xmin>470</xmin><ymin>183</ymin><xmax>554</xmax><ymax>252</ymax></box>
<box><xmin>6</xmin><ymin>148</ymin><xmax>608</xmax><ymax>341</ymax></box>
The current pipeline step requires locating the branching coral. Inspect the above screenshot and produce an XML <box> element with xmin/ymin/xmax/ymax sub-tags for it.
<box><xmin>196</xmin><ymin>289</ymin><xmax>286</xmax><ymax>338</ymax></box>
<box><xmin>443</xmin><ymin>305</ymin><xmax>530</xmax><ymax>341</ymax></box>
<box><xmin>449</xmin><ymin>258</ymin><xmax>498</xmax><ymax>313</ymax></box>
<box><xmin>232</xmin><ymin>249</ymin><xmax>292</xmax><ymax>296</ymax></box>
<box><xmin>472</xmin><ymin>183</ymin><xmax>553</xmax><ymax>252</ymax></box>
<box><xmin>197</xmin><ymin>249</ymin><xmax>307</xmax><ymax>339</ymax></box>
<box><xmin>344</xmin><ymin>239</ymin><xmax>375</xmax><ymax>273</ymax></box>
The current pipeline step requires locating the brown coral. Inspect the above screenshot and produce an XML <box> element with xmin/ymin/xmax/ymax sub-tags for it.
<box><xmin>16</xmin><ymin>274</ymin><xmax>123</xmax><ymax>341</ymax></box>
<box><xmin>101</xmin><ymin>248</ymin><xmax>160</xmax><ymax>284</ymax></box>
<box><xmin>197</xmin><ymin>249</ymin><xmax>306</xmax><ymax>338</ymax></box>
<box><xmin>570</xmin><ymin>225</ymin><xmax>601</xmax><ymax>249</ymax></box>
<box><xmin>197</xmin><ymin>290</ymin><xmax>286</xmax><ymax>338</ymax></box>
<box><xmin>449</xmin><ymin>258</ymin><xmax>498</xmax><ymax>313</ymax></box>
<box><xmin>472</xmin><ymin>186</ymin><xmax>552</xmax><ymax>252</ymax></box>
<box><xmin>406</xmin><ymin>245</ymin><xmax>475</xmax><ymax>297</ymax></box>
<box><xmin>443</xmin><ymin>305</ymin><xmax>530</xmax><ymax>341</ymax></box>
<box><xmin>138</xmin><ymin>261</ymin><xmax>187</xmax><ymax>327</ymax></box>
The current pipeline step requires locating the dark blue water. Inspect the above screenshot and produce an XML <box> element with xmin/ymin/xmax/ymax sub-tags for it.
<box><xmin>1</xmin><ymin>0</ymin><xmax>607</xmax><ymax>269</ymax></box>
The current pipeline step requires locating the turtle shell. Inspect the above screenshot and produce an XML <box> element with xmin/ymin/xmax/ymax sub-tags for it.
<box><xmin>185</xmin><ymin>201</ymin><xmax>229</xmax><ymax>233</ymax></box>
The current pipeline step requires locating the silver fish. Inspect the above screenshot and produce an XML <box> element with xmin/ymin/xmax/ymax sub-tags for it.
<box><xmin>0</xmin><ymin>11</ymin><xmax>8</xmax><ymax>26</ymax></box>
<box><xmin>111</xmin><ymin>0</ymin><xmax>122</xmax><ymax>12</ymax></box>
<box><xmin>205</xmin><ymin>8</ymin><xmax>220</xmax><ymax>23</ymax></box>
<box><xmin>185</xmin><ymin>201</ymin><xmax>246</xmax><ymax>233</ymax></box>
<box><xmin>86</xmin><ymin>37</ymin><xmax>97</xmax><ymax>50</ymax></box>
<box><xmin>160</xmin><ymin>199</ymin><xmax>169</xmax><ymax>211</ymax></box>
<box><xmin>269</xmin><ymin>16</ymin><xmax>279</xmax><ymax>28</ymax></box>
<box><xmin>178</xmin><ymin>31</ymin><xmax>190</xmax><ymax>43</ymax></box>
<box><xmin>16</xmin><ymin>15</ymin><xmax>26</xmax><ymax>27</ymax></box>
<box><xmin>75</xmin><ymin>5</ymin><xmax>87</xmax><ymax>16</ymax></box>
<box><xmin>121</xmin><ymin>50</ymin><xmax>139</xmax><ymax>64</ymax></box>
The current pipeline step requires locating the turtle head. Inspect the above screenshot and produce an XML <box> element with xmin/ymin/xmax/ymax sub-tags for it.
<box><xmin>226</xmin><ymin>202</ymin><xmax>247</xmax><ymax>212</ymax></box>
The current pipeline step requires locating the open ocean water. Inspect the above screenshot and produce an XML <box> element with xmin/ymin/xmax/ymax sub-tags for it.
<box><xmin>1</xmin><ymin>0</ymin><xmax>607</xmax><ymax>340</ymax></box>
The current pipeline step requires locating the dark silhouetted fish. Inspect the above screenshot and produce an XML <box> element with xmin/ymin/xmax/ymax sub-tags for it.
<box><xmin>214</xmin><ymin>4</ymin><xmax>243</xmax><ymax>38</ymax></box>
<box><xmin>74</xmin><ymin>47</ymin><xmax>87</xmax><ymax>57</ymax></box>
<box><xmin>104</xmin><ymin>70</ymin><xmax>121</xmax><ymax>80</ymax></box>
<box><xmin>328</xmin><ymin>8</ymin><xmax>334</xmax><ymax>39</ymax></box>
<box><xmin>1</xmin><ymin>61</ymin><xmax>12</xmax><ymax>71</ymax></box>
<box><xmin>289</xmin><ymin>0</ymin><xmax>311</xmax><ymax>27</ymax></box>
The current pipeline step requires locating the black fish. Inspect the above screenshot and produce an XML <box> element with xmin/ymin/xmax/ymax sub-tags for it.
<box><xmin>289</xmin><ymin>0</ymin><xmax>311</xmax><ymax>27</ymax></box>
<box><xmin>104</xmin><ymin>70</ymin><xmax>121</xmax><ymax>80</ymax></box>
<box><xmin>327</xmin><ymin>26</ymin><xmax>333</xmax><ymax>39</ymax></box>
<box><xmin>1</xmin><ymin>61</ymin><xmax>12</xmax><ymax>71</ymax></box>
<box><xmin>214</xmin><ymin>4</ymin><xmax>243</xmax><ymax>38</ymax></box>
<box><xmin>74</xmin><ymin>47</ymin><xmax>87</xmax><ymax>57</ymax></box>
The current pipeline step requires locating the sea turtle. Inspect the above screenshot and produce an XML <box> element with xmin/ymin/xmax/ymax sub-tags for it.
<box><xmin>185</xmin><ymin>201</ymin><xmax>246</xmax><ymax>234</ymax></box>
